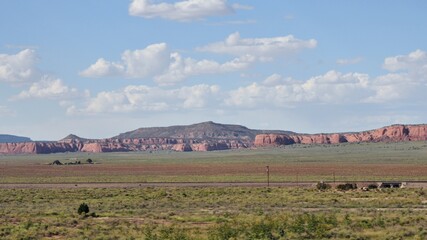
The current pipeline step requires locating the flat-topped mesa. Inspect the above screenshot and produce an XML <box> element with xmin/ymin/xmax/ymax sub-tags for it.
<box><xmin>0</xmin><ymin>134</ymin><xmax>32</xmax><ymax>143</ymax></box>
<box><xmin>0</xmin><ymin>142</ymin><xmax>37</xmax><ymax>154</ymax></box>
<box><xmin>1</xmin><ymin>123</ymin><xmax>427</xmax><ymax>154</ymax></box>
<box><xmin>0</xmin><ymin>137</ymin><xmax>251</xmax><ymax>154</ymax></box>
<box><xmin>0</xmin><ymin>142</ymin><xmax>82</xmax><ymax>154</ymax></box>
<box><xmin>254</xmin><ymin>124</ymin><xmax>427</xmax><ymax>147</ymax></box>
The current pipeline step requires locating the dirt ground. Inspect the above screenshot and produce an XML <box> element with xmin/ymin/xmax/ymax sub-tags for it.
<box><xmin>1</xmin><ymin>162</ymin><xmax>427</xmax><ymax>178</ymax></box>
<box><xmin>0</xmin><ymin>181</ymin><xmax>426</xmax><ymax>189</ymax></box>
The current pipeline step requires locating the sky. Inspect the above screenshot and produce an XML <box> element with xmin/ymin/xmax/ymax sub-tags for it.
<box><xmin>1</xmin><ymin>0</ymin><xmax>427</xmax><ymax>140</ymax></box>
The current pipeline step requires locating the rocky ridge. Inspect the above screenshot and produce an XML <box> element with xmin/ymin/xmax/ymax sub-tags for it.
<box><xmin>0</xmin><ymin>138</ymin><xmax>250</xmax><ymax>154</ymax></box>
<box><xmin>254</xmin><ymin>124</ymin><xmax>427</xmax><ymax>146</ymax></box>
<box><xmin>1</xmin><ymin>123</ymin><xmax>426</xmax><ymax>155</ymax></box>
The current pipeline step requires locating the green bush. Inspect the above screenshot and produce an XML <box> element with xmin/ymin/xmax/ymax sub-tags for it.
<box><xmin>77</xmin><ymin>203</ymin><xmax>89</xmax><ymax>215</ymax></box>
<box><xmin>336</xmin><ymin>183</ymin><xmax>357</xmax><ymax>191</ymax></box>
<box><xmin>316</xmin><ymin>181</ymin><xmax>331</xmax><ymax>190</ymax></box>
<box><xmin>208</xmin><ymin>222</ymin><xmax>239</xmax><ymax>240</ymax></box>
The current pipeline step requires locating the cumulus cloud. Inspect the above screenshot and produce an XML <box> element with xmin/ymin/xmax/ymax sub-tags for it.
<box><xmin>11</xmin><ymin>76</ymin><xmax>80</xmax><ymax>100</ymax></box>
<box><xmin>68</xmin><ymin>84</ymin><xmax>220</xmax><ymax>114</ymax></box>
<box><xmin>154</xmin><ymin>53</ymin><xmax>255</xmax><ymax>85</ymax></box>
<box><xmin>365</xmin><ymin>49</ymin><xmax>427</xmax><ymax>103</ymax></box>
<box><xmin>225</xmin><ymin>49</ymin><xmax>427</xmax><ymax>107</ymax></box>
<box><xmin>66</xmin><ymin>49</ymin><xmax>427</xmax><ymax>117</ymax></box>
<box><xmin>262</xmin><ymin>73</ymin><xmax>283</xmax><ymax>86</ymax></box>
<box><xmin>80</xmin><ymin>43</ymin><xmax>169</xmax><ymax>79</ymax></box>
<box><xmin>79</xmin><ymin>58</ymin><xmax>125</xmax><ymax>78</ymax></box>
<box><xmin>129</xmin><ymin>0</ymin><xmax>249</xmax><ymax>21</ymax></box>
<box><xmin>81</xmin><ymin>43</ymin><xmax>253</xmax><ymax>84</ymax></box>
<box><xmin>383</xmin><ymin>49</ymin><xmax>426</xmax><ymax>72</ymax></box>
<box><xmin>197</xmin><ymin>32</ymin><xmax>317</xmax><ymax>58</ymax></box>
<box><xmin>0</xmin><ymin>49</ymin><xmax>39</xmax><ymax>83</ymax></box>
<box><xmin>225</xmin><ymin>71</ymin><xmax>371</xmax><ymax>108</ymax></box>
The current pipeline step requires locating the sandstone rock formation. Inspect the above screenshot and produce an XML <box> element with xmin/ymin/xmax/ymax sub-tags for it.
<box><xmin>1</xmin><ymin>123</ymin><xmax>426</xmax><ymax>154</ymax></box>
<box><xmin>254</xmin><ymin>124</ymin><xmax>427</xmax><ymax>147</ymax></box>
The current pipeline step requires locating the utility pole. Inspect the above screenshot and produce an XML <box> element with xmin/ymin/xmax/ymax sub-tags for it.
<box><xmin>266</xmin><ymin>166</ymin><xmax>270</xmax><ymax>187</ymax></box>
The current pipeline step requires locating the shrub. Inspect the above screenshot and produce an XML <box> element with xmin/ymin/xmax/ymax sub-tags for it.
<box><xmin>316</xmin><ymin>181</ymin><xmax>331</xmax><ymax>190</ymax></box>
<box><xmin>77</xmin><ymin>203</ymin><xmax>89</xmax><ymax>215</ymax></box>
<box><xmin>336</xmin><ymin>183</ymin><xmax>357</xmax><ymax>191</ymax></box>
<box><xmin>367</xmin><ymin>183</ymin><xmax>378</xmax><ymax>190</ymax></box>
<box><xmin>208</xmin><ymin>222</ymin><xmax>239</xmax><ymax>240</ymax></box>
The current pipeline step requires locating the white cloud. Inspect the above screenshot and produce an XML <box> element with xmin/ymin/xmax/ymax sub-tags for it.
<box><xmin>262</xmin><ymin>73</ymin><xmax>283</xmax><ymax>86</ymax></box>
<box><xmin>231</xmin><ymin>3</ymin><xmax>253</xmax><ymax>10</ymax></box>
<box><xmin>0</xmin><ymin>49</ymin><xmax>39</xmax><ymax>83</ymax></box>
<box><xmin>154</xmin><ymin>53</ymin><xmax>255</xmax><ymax>85</ymax></box>
<box><xmin>383</xmin><ymin>49</ymin><xmax>427</xmax><ymax>73</ymax></box>
<box><xmin>225</xmin><ymin>71</ymin><xmax>371</xmax><ymax>108</ymax></box>
<box><xmin>81</xmin><ymin>43</ymin><xmax>254</xmax><ymax>85</ymax></box>
<box><xmin>79</xmin><ymin>58</ymin><xmax>124</xmax><ymax>78</ymax></box>
<box><xmin>366</xmin><ymin>49</ymin><xmax>427</xmax><ymax>103</ymax></box>
<box><xmin>226</xmin><ymin>49</ymin><xmax>427</xmax><ymax>108</ymax></box>
<box><xmin>80</xmin><ymin>43</ymin><xmax>169</xmax><ymax>79</ymax></box>
<box><xmin>129</xmin><ymin>0</ymin><xmax>246</xmax><ymax>21</ymax></box>
<box><xmin>68</xmin><ymin>84</ymin><xmax>220</xmax><ymax>114</ymax></box>
<box><xmin>336</xmin><ymin>57</ymin><xmax>363</xmax><ymax>65</ymax></box>
<box><xmin>197</xmin><ymin>32</ymin><xmax>317</xmax><ymax>57</ymax></box>
<box><xmin>174</xmin><ymin>84</ymin><xmax>220</xmax><ymax>108</ymax></box>
<box><xmin>12</xmin><ymin>76</ymin><xmax>80</xmax><ymax>100</ymax></box>
<box><xmin>365</xmin><ymin>72</ymin><xmax>421</xmax><ymax>103</ymax></box>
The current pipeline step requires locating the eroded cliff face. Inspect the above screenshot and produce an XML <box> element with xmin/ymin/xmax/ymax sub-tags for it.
<box><xmin>0</xmin><ymin>142</ymin><xmax>37</xmax><ymax>154</ymax></box>
<box><xmin>0</xmin><ymin>138</ymin><xmax>251</xmax><ymax>154</ymax></box>
<box><xmin>1</xmin><ymin>124</ymin><xmax>426</xmax><ymax>154</ymax></box>
<box><xmin>254</xmin><ymin>124</ymin><xmax>427</xmax><ymax>146</ymax></box>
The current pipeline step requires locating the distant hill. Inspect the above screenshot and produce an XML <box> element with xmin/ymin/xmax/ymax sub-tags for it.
<box><xmin>114</xmin><ymin>121</ymin><xmax>294</xmax><ymax>140</ymax></box>
<box><xmin>1</xmin><ymin>122</ymin><xmax>427</xmax><ymax>154</ymax></box>
<box><xmin>0</xmin><ymin>134</ymin><xmax>32</xmax><ymax>143</ymax></box>
<box><xmin>59</xmin><ymin>134</ymin><xmax>88</xmax><ymax>142</ymax></box>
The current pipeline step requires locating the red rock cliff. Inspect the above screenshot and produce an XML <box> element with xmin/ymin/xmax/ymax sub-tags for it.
<box><xmin>0</xmin><ymin>137</ymin><xmax>251</xmax><ymax>154</ymax></box>
<box><xmin>1</xmin><ymin>124</ymin><xmax>426</xmax><ymax>154</ymax></box>
<box><xmin>255</xmin><ymin>124</ymin><xmax>427</xmax><ymax>146</ymax></box>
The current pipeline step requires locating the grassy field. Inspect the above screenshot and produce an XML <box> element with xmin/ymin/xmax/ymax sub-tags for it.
<box><xmin>1</xmin><ymin>141</ymin><xmax>427</xmax><ymax>183</ymax></box>
<box><xmin>1</xmin><ymin>141</ymin><xmax>427</xmax><ymax>239</ymax></box>
<box><xmin>0</xmin><ymin>186</ymin><xmax>426</xmax><ymax>239</ymax></box>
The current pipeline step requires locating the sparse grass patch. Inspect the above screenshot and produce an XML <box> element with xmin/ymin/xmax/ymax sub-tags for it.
<box><xmin>0</xmin><ymin>187</ymin><xmax>426</xmax><ymax>239</ymax></box>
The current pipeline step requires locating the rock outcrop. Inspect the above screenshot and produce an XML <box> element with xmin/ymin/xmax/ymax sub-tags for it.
<box><xmin>1</xmin><ymin>123</ymin><xmax>427</xmax><ymax>154</ymax></box>
<box><xmin>0</xmin><ymin>137</ymin><xmax>252</xmax><ymax>154</ymax></box>
<box><xmin>254</xmin><ymin>124</ymin><xmax>427</xmax><ymax>147</ymax></box>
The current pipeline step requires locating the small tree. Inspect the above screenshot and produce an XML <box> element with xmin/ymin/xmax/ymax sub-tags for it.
<box><xmin>336</xmin><ymin>183</ymin><xmax>357</xmax><ymax>191</ymax></box>
<box><xmin>86</xmin><ymin>158</ymin><xmax>93</xmax><ymax>164</ymax></box>
<box><xmin>78</xmin><ymin>203</ymin><xmax>89</xmax><ymax>215</ymax></box>
<box><xmin>316</xmin><ymin>181</ymin><xmax>331</xmax><ymax>191</ymax></box>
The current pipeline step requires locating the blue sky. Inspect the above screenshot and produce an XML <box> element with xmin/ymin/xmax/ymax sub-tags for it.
<box><xmin>1</xmin><ymin>0</ymin><xmax>427</xmax><ymax>140</ymax></box>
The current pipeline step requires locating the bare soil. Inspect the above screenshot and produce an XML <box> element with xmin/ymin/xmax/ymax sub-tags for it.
<box><xmin>1</xmin><ymin>162</ymin><xmax>427</xmax><ymax>178</ymax></box>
